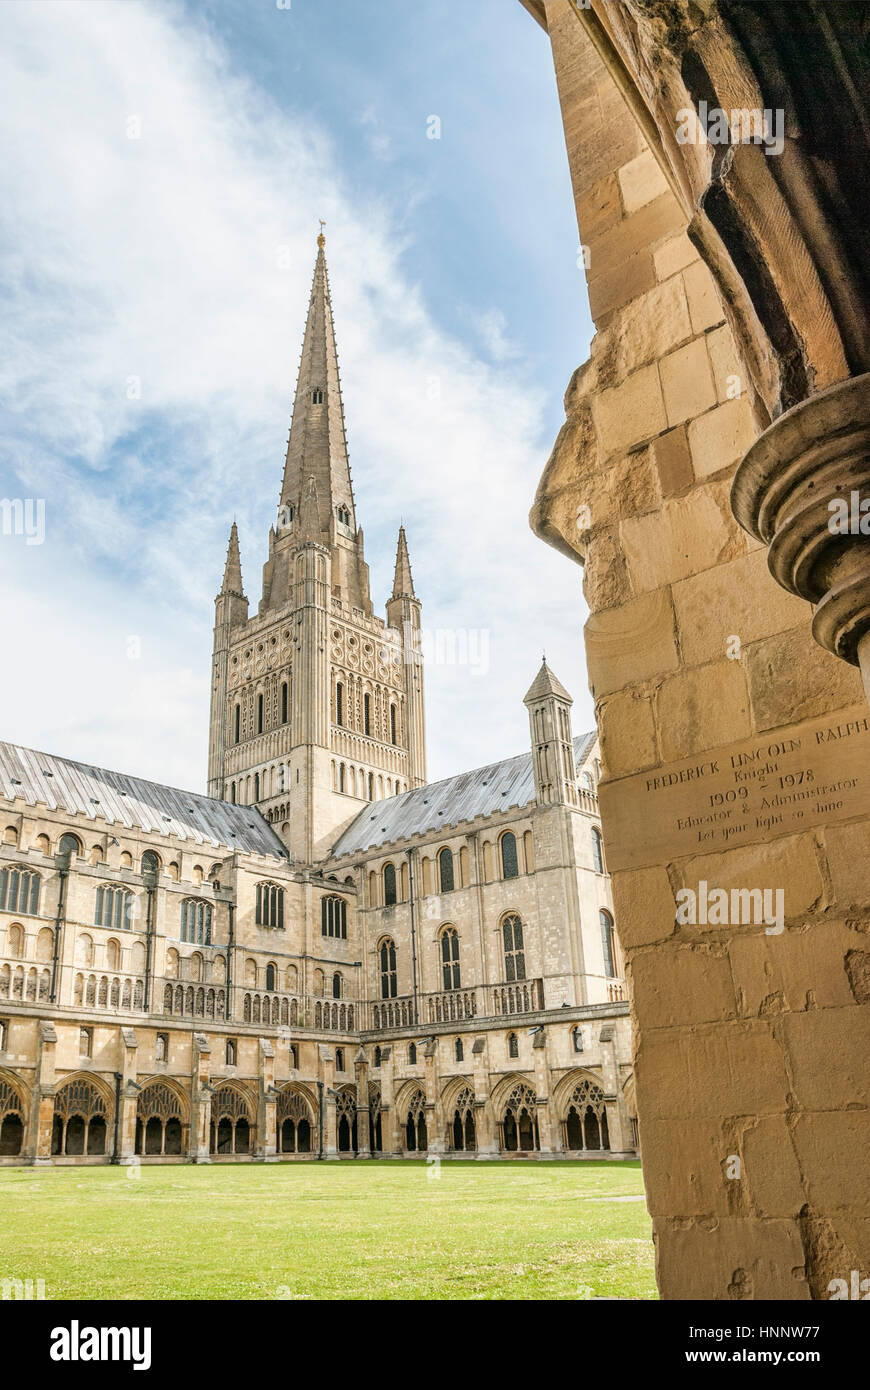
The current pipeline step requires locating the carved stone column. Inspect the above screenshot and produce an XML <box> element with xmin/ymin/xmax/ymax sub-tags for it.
<box><xmin>732</xmin><ymin>374</ymin><xmax>870</xmax><ymax>700</ymax></box>
<box><xmin>354</xmin><ymin>1048</ymin><xmax>371</xmax><ymax>1159</ymax></box>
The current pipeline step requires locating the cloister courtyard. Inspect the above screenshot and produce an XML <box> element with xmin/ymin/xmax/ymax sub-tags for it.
<box><xmin>0</xmin><ymin>1160</ymin><xmax>655</xmax><ymax>1300</ymax></box>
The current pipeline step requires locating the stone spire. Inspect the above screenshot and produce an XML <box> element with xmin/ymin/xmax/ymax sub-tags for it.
<box><xmin>219</xmin><ymin>521</ymin><xmax>245</xmax><ymax>599</ymax></box>
<box><xmin>391</xmin><ymin>525</ymin><xmax>416</xmax><ymax>599</ymax></box>
<box><xmin>278</xmin><ymin>230</ymin><xmax>355</xmax><ymax>537</ymax></box>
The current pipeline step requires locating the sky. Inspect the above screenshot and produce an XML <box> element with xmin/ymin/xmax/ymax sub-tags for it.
<box><xmin>0</xmin><ymin>0</ymin><xmax>595</xmax><ymax>792</ymax></box>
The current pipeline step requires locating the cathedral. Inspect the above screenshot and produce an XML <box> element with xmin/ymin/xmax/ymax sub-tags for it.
<box><xmin>0</xmin><ymin>233</ymin><xmax>635</xmax><ymax>1165</ymax></box>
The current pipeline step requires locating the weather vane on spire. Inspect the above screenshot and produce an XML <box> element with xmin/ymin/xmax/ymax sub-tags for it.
<box><xmin>317</xmin><ymin>219</ymin><xmax>326</xmax><ymax>248</ymax></box>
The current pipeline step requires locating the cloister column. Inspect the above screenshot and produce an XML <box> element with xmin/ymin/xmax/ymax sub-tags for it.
<box><xmin>190</xmin><ymin>1032</ymin><xmax>212</xmax><ymax>1162</ymax></box>
<box><xmin>29</xmin><ymin>1020</ymin><xmax>58</xmax><ymax>1164</ymax></box>
<box><xmin>471</xmin><ymin>1037</ymin><xmax>497</xmax><ymax>1157</ymax></box>
<box><xmin>319</xmin><ymin>1045</ymin><xmax>338</xmax><ymax>1158</ymax></box>
<box><xmin>532</xmin><ymin>1029</ymin><xmax>557</xmax><ymax>1157</ymax></box>
<box><xmin>354</xmin><ymin>1048</ymin><xmax>371</xmax><ymax>1158</ymax></box>
<box><xmin>422</xmin><ymin>1039</ymin><xmax>445</xmax><ymax>1153</ymax></box>
<box><xmin>257</xmin><ymin>1038</ymin><xmax>277</xmax><ymax>1162</ymax></box>
<box><xmin>118</xmin><ymin>1027</ymin><xmax>139</xmax><ymax>1163</ymax></box>
<box><xmin>598</xmin><ymin>1026</ymin><xmax>630</xmax><ymax>1154</ymax></box>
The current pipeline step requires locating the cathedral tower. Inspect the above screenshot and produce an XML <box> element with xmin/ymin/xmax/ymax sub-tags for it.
<box><xmin>207</xmin><ymin>231</ymin><xmax>426</xmax><ymax>862</ymax></box>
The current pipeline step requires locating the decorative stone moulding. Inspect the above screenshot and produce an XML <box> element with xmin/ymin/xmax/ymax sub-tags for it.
<box><xmin>732</xmin><ymin>374</ymin><xmax>870</xmax><ymax>699</ymax></box>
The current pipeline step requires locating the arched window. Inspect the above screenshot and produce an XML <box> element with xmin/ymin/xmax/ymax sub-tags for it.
<box><xmin>440</xmin><ymin>926</ymin><xmax>460</xmax><ymax>991</ymax></box>
<box><xmin>234</xmin><ymin>704</ymin><xmax>241</xmax><ymax>744</ymax></box>
<box><xmin>368</xmin><ymin>772</ymin><xmax>374</xmax><ymax>800</ymax></box>
<box><xmin>501</xmin><ymin>1081</ymin><xmax>539</xmax><ymax>1152</ymax></box>
<box><xmin>404</xmin><ymin>1088</ymin><xmax>427</xmax><ymax>1152</ymax></box>
<box><xmin>257</xmin><ymin>693</ymin><xmax>264</xmax><ymax>734</ymax></box>
<box><xmin>59</xmin><ymin>833</ymin><xmax>82</xmax><ymax>857</ymax></box>
<box><xmin>502</xmin><ymin>914</ymin><xmax>526</xmax><ymax>982</ymax></box>
<box><xmin>390</xmin><ymin>704</ymin><xmax>397</xmax><ymax>745</ymax></box>
<box><xmin>226</xmin><ymin>1039</ymin><xmax>237</xmax><ymax>1066</ymax></box>
<box><xmin>572</xmin><ymin>1026</ymin><xmax>584</xmax><ymax>1053</ymax></box>
<box><xmin>335</xmin><ymin>682</ymin><xmax>344</xmax><ymax>727</ymax></box>
<box><xmin>332</xmin><ymin>972</ymin><xmax>342</xmax><ymax>999</ymax></box>
<box><xmin>335</xmin><ymin>1047</ymin><xmax>345</xmax><ymax>1072</ymax></box>
<box><xmin>454</xmin><ymin>1037</ymin><xmax>463</xmax><ymax>1062</ymax></box>
<box><xmin>364</xmin><ymin>693</ymin><xmax>371</xmax><ymax>736</ymax></box>
<box><xmin>277</xmin><ymin>1088</ymin><xmax>314</xmax><ymax>1154</ymax></box>
<box><xmin>500</xmin><ymin>832</ymin><xmax>519</xmax><ymax>880</ymax></box>
<box><xmin>256</xmin><ymin>883</ymin><xmax>284</xmax><ymax>929</ymax></box>
<box><xmin>180</xmin><ymin>899</ymin><xmax>212</xmax><ymax>945</ymax></box>
<box><xmin>591</xmin><ymin>826</ymin><xmax>604</xmax><ymax>874</ymax></box>
<box><xmin>379</xmin><ymin>938</ymin><xmax>397</xmax><ymax>999</ymax></box>
<box><xmin>0</xmin><ymin>1079</ymin><xmax>25</xmax><ymax>1157</ymax></box>
<box><xmin>253</xmin><ymin>772</ymin><xmax>260</xmax><ymax>802</ymax></box>
<box><xmin>450</xmin><ymin>1086</ymin><xmax>476</xmax><ymax>1152</ymax></box>
<box><xmin>337</xmin><ymin>504</ymin><xmax>350</xmax><ymax>526</ymax></box>
<box><xmin>564</xmin><ymin>1079</ymin><xmax>609</xmax><ymax>1152</ymax></box>
<box><xmin>52</xmin><ymin>1078</ymin><xmax>109</xmax><ymax>1156</ymax></box>
<box><xmin>141</xmin><ymin>850</ymin><xmax>160</xmax><ymax>877</ymax></box>
<box><xmin>0</xmin><ymin>867</ymin><xmax>39</xmax><ymax>916</ymax></box>
<box><xmin>95</xmin><ymin>885</ymin><xmax>133</xmax><ymax>931</ymax></box>
<box><xmin>312</xmin><ymin>387</ymin><xmax>323</xmax><ymax>404</ymax></box>
<box><xmin>383</xmin><ymin>862</ymin><xmax>397</xmax><ymax>907</ymax></box>
<box><xmin>281</xmin><ymin>681</ymin><xmax>288</xmax><ymax>724</ymax></box>
<box><xmin>339</xmin><ymin>763</ymin><xmax>346</xmax><ymax>793</ymax></box>
<box><xmin>374</xmin><ymin>1045</ymin><xmax>382</xmax><ymax>1068</ymax></box>
<box><xmin>438</xmin><ymin>847</ymin><xmax>454</xmax><ymax>894</ymax></box>
<box><xmin>600</xmin><ymin>910</ymin><xmax>616</xmax><ymax>978</ymax></box>
<box><xmin>321</xmin><ymin>895</ymin><xmax>347</xmax><ymax>939</ymax></box>
<box><xmin>508</xmin><ymin>1031</ymin><xmax>519</xmax><ymax>1059</ymax></box>
<box><xmin>210</xmin><ymin>1086</ymin><xmax>254</xmax><ymax>1156</ymax></box>
<box><xmin>266</xmin><ymin>963</ymin><xmax>277</xmax><ymax>991</ymax></box>
<box><xmin>408</xmin><ymin>1042</ymin><xmax>417</xmax><ymax>1065</ymax></box>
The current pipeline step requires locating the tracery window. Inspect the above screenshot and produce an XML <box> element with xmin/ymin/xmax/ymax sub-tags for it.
<box><xmin>440</xmin><ymin>926</ymin><xmax>460</xmax><ymax>991</ymax></box>
<box><xmin>94</xmin><ymin>884</ymin><xmax>133</xmax><ymax>932</ymax></box>
<box><xmin>141</xmin><ymin>851</ymin><xmax>160</xmax><ymax>877</ymax></box>
<box><xmin>564</xmin><ymin>1078</ymin><xmax>609</xmax><ymax>1151</ymax></box>
<box><xmin>321</xmin><ymin>895</ymin><xmax>347</xmax><ymax>939</ymax></box>
<box><xmin>59</xmin><ymin>833</ymin><xmax>82</xmax><ymax>857</ymax></box>
<box><xmin>500</xmin><ymin>831</ymin><xmax>519</xmax><ymax>880</ymax></box>
<box><xmin>135</xmin><ymin>1082</ymin><xmax>184</xmax><ymax>1156</ymax></box>
<box><xmin>379</xmin><ymin>938</ymin><xmax>397</xmax><ymax>1000</ymax></box>
<box><xmin>450</xmin><ymin>1086</ymin><xmax>476</xmax><ymax>1152</ymax></box>
<box><xmin>256</xmin><ymin>883</ymin><xmax>284</xmax><ymax>929</ymax></box>
<box><xmin>180</xmin><ymin>898</ymin><xmax>212</xmax><ymax>944</ymax></box>
<box><xmin>438</xmin><ymin>847</ymin><xmax>454</xmax><ymax>894</ymax></box>
<box><xmin>404</xmin><ymin>1087</ymin><xmax>427</xmax><ymax>1152</ymax></box>
<box><xmin>502</xmin><ymin>914</ymin><xmax>526</xmax><ymax>982</ymax></box>
<box><xmin>277</xmin><ymin>1088</ymin><xmax>313</xmax><ymax>1154</ymax></box>
<box><xmin>210</xmin><ymin>1086</ymin><xmax>253</xmax><ymax>1155</ymax></box>
<box><xmin>369</xmin><ymin>1082</ymin><xmax>383</xmax><ymax>1152</ymax></box>
<box><xmin>0</xmin><ymin>1078</ymin><xmax>24</xmax><ymax>1156</ymax></box>
<box><xmin>312</xmin><ymin>388</ymin><xmax>323</xmax><ymax>404</ymax></box>
<box><xmin>52</xmin><ymin>1078</ymin><xmax>109</xmax><ymax>1156</ymax></box>
<box><xmin>335</xmin><ymin>1086</ymin><xmax>357</xmax><ymax>1153</ymax></box>
<box><xmin>501</xmin><ymin>1081</ymin><xmax>539</xmax><ymax>1152</ymax></box>
<box><xmin>0</xmin><ymin>867</ymin><xmax>39</xmax><ymax>917</ymax></box>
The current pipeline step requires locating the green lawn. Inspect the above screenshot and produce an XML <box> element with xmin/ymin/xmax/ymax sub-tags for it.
<box><xmin>0</xmin><ymin>1160</ymin><xmax>656</xmax><ymax>1300</ymax></box>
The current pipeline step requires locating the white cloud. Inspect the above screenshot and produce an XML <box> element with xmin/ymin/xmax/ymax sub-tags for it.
<box><xmin>0</xmin><ymin>0</ymin><xmax>591</xmax><ymax>794</ymax></box>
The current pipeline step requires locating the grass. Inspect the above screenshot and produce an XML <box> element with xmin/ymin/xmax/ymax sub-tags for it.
<box><xmin>0</xmin><ymin>1159</ymin><xmax>656</xmax><ymax>1300</ymax></box>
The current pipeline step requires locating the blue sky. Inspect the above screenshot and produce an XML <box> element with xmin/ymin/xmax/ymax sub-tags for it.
<box><xmin>0</xmin><ymin>0</ymin><xmax>595</xmax><ymax>791</ymax></box>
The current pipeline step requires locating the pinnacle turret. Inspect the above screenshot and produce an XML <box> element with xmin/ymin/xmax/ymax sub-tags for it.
<box><xmin>219</xmin><ymin>521</ymin><xmax>245</xmax><ymax>599</ymax></box>
<box><xmin>391</xmin><ymin>525</ymin><xmax>416</xmax><ymax>599</ymax></box>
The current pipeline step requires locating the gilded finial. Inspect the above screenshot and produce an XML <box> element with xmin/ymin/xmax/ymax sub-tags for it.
<box><xmin>317</xmin><ymin>218</ymin><xmax>326</xmax><ymax>249</ymax></box>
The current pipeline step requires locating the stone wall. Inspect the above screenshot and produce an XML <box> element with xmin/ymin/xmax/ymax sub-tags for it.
<box><xmin>525</xmin><ymin>0</ymin><xmax>870</xmax><ymax>1299</ymax></box>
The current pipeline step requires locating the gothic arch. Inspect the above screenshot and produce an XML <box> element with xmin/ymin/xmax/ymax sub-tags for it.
<box><xmin>135</xmin><ymin>1077</ymin><xmax>189</xmax><ymax>1157</ymax></box>
<box><xmin>209</xmin><ymin>1082</ymin><xmax>256</xmax><ymax>1157</ymax></box>
<box><xmin>397</xmin><ymin>1083</ymin><xmax>428</xmax><ymax>1153</ymax></box>
<box><xmin>555</xmin><ymin>1070</ymin><xmax>610</xmax><ymax>1152</ymax></box>
<box><xmin>334</xmin><ymin>1084</ymin><xmax>357</xmax><ymax>1154</ymax></box>
<box><xmin>276</xmin><ymin>1083</ymin><xmax>317</xmax><ymax>1155</ymax></box>
<box><xmin>52</xmin><ymin>1072</ymin><xmax>114</xmax><ymax>1157</ymax></box>
<box><xmin>494</xmin><ymin>1076</ymin><xmax>539</xmax><ymax>1153</ymax></box>
<box><xmin>0</xmin><ymin>1068</ymin><xmax>27</xmax><ymax>1156</ymax></box>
